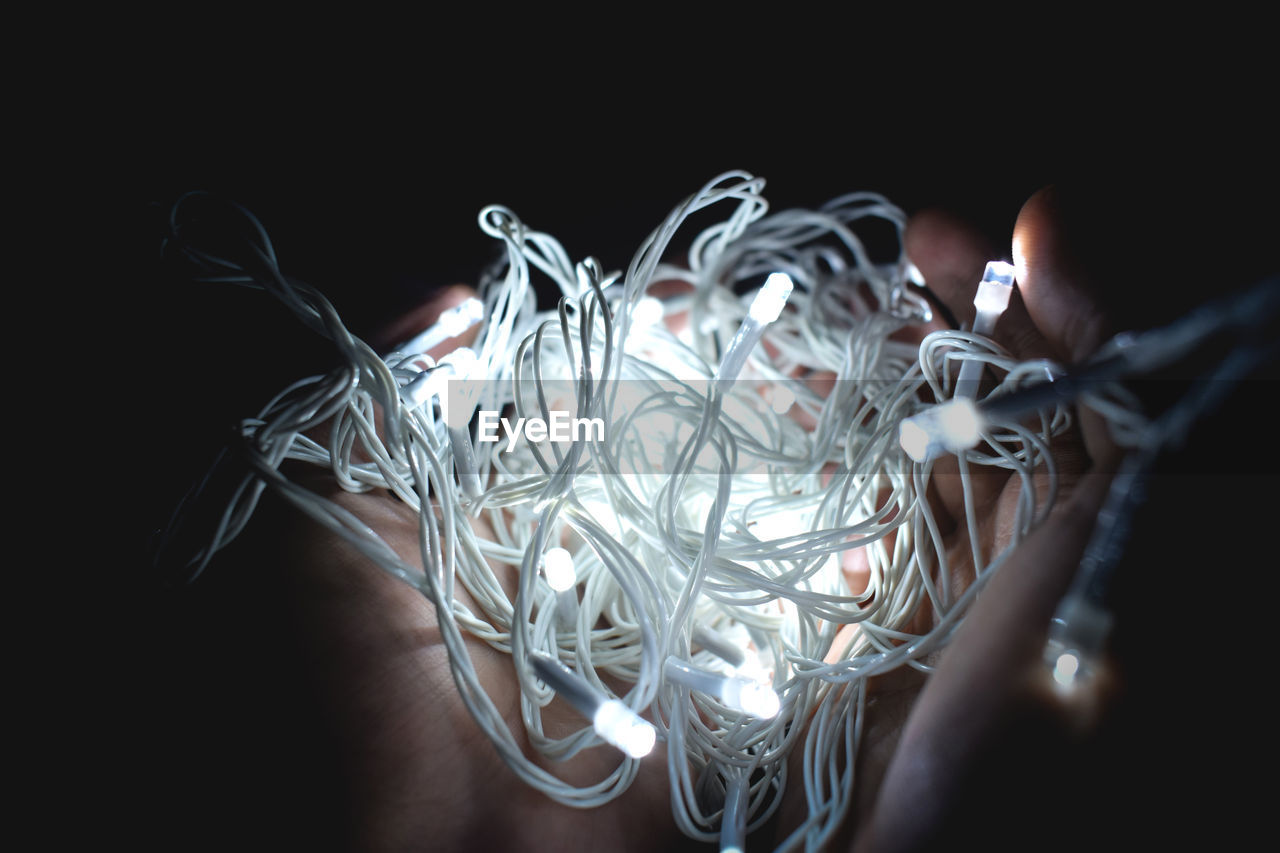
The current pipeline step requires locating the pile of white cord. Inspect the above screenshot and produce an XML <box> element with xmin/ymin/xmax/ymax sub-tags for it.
<box><xmin>167</xmin><ymin>172</ymin><xmax>1080</xmax><ymax>851</ymax></box>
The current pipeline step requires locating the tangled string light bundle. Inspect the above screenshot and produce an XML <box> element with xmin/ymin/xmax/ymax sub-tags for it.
<box><xmin>161</xmin><ymin>171</ymin><xmax>1165</xmax><ymax>851</ymax></box>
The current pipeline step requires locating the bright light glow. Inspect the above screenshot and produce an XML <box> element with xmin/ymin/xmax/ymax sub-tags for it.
<box><xmin>440</xmin><ymin>297</ymin><xmax>485</xmax><ymax>337</ymax></box>
<box><xmin>593</xmin><ymin>699</ymin><xmax>656</xmax><ymax>758</ymax></box>
<box><xmin>722</xmin><ymin>679</ymin><xmax>781</xmax><ymax>719</ymax></box>
<box><xmin>1053</xmin><ymin>652</ymin><xmax>1080</xmax><ymax>688</ymax></box>
<box><xmin>982</xmin><ymin>260</ymin><xmax>1016</xmax><ymax>288</ymax></box>
<box><xmin>939</xmin><ymin>397</ymin><xmax>982</xmax><ymax>446</ymax></box>
<box><xmin>748</xmin><ymin>273</ymin><xmax>794</xmax><ymax>324</ymax></box>
<box><xmin>542</xmin><ymin>547</ymin><xmax>577</xmax><ymax>592</ymax></box>
<box><xmin>974</xmin><ymin>261</ymin><xmax>1016</xmax><ymax>316</ymax></box>
<box><xmin>904</xmin><ymin>259</ymin><xmax>926</xmax><ymax>286</ymax></box>
<box><xmin>669</xmin><ymin>657</ymin><xmax>780</xmax><ymax>719</ymax></box>
<box><xmin>442</xmin><ymin>346</ymin><xmax>478</xmax><ymax>379</ymax></box>
<box><xmin>898</xmin><ymin>418</ymin><xmax>932</xmax><ymax>464</ymax></box>
<box><xmin>632</xmin><ymin>296</ymin><xmax>665</xmax><ymax>328</ymax></box>
<box><xmin>899</xmin><ymin>397</ymin><xmax>984</xmax><ymax>462</ymax></box>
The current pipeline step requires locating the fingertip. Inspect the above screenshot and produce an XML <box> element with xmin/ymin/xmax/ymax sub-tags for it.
<box><xmin>1012</xmin><ymin>186</ymin><xmax>1110</xmax><ymax>363</ymax></box>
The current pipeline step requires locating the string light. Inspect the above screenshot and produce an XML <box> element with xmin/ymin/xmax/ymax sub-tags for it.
<box><xmin>161</xmin><ymin>174</ymin><xmax>1189</xmax><ymax>850</ymax></box>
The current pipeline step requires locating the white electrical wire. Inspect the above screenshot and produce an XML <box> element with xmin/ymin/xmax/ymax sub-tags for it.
<box><xmin>160</xmin><ymin>174</ymin><xmax>1118</xmax><ymax>849</ymax></box>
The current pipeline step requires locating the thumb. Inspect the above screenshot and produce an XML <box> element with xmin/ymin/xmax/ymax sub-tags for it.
<box><xmin>1011</xmin><ymin>186</ymin><xmax>1114</xmax><ymax>365</ymax></box>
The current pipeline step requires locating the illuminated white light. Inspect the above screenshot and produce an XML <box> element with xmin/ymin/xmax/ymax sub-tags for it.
<box><xmin>440</xmin><ymin>297</ymin><xmax>485</xmax><ymax>336</ymax></box>
<box><xmin>1053</xmin><ymin>652</ymin><xmax>1080</xmax><ymax>688</ymax></box>
<box><xmin>939</xmin><ymin>397</ymin><xmax>982</xmax><ymax>446</ymax></box>
<box><xmin>748</xmin><ymin>273</ymin><xmax>794</xmax><ymax>324</ymax></box>
<box><xmin>904</xmin><ymin>259</ymin><xmax>926</xmax><ymax>286</ymax></box>
<box><xmin>722</xmin><ymin>679</ymin><xmax>781</xmax><ymax>719</ymax></box>
<box><xmin>632</xmin><ymin>296</ymin><xmax>665</xmax><ymax>329</ymax></box>
<box><xmin>593</xmin><ymin>699</ymin><xmax>656</xmax><ymax>758</ymax></box>
<box><xmin>973</xmin><ymin>261</ymin><xmax>1016</xmax><ymax>320</ymax></box>
<box><xmin>542</xmin><ymin>547</ymin><xmax>577</xmax><ymax>592</ymax></box>
<box><xmin>667</xmin><ymin>657</ymin><xmax>780</xmax><ymax>719</ymax></box>
<box><xmin>899</xmin><ymin>397</ymin><xmax>984</xmax><ymax>462</ymax></box>
<box><xmin>982</xmin><ymin>260</ymin><xmax>1016</xmax><ymax>287</ymax></box>
<box><xmin>898</xmin><ymin>418</ymin><xmax>931</xmax><ymax>464</ymax></box>
<box><xmin>442</xmin><ymin>346</ymin><xmax>478</xmax><ymax>379</ymax></box>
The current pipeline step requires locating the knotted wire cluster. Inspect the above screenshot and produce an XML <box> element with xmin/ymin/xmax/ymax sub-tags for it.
<box><xmin>164</xmin><ymin>172</ymin><xmax>1079</xmax><ymax>851</ymax></box>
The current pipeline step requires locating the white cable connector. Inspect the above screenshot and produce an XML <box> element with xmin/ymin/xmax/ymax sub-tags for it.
<box><xmin>720</xmin><ymin>774</ymin><xmax>749</xmax><ymax>853</ymax></box>
<box><xmin>664</xmin><ymin>657</ymin><xmax>780</xmax><ymax>719</ymax></box>
<box><xmin>718</xmin><ymin>273</ymin><xmax>795</xmax><ymax>385</ymax></box>
<box><xmin>955</xmin><ymin>261</ymin><xmax>1017</xmax><ymax>398</ymax></box>
<box><xmin>530</xmin><ymin>651</ymin><xmax>656</xmax><ymax>758</ymax></box>
<box><xmin>398</xmin><ymin>347</ymin><xmax>480</xmax><ymax>415</ymax></box>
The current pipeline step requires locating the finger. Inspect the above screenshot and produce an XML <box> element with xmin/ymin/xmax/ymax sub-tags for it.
<box><xmin>905</xmin><ymin>209</ymin><xmax>993</xmax><ymax>331</ymax></box>
<box><xmin>856</xmin><ymin>473</ymin><xmax>1114</xmax><ymax>853</ymax></box>
<box><xmin>1013</xmin><ymin>188</ymin><xmax>1125</xmax><ymax>471</ymax></box>
<box><xmin>906</xmin><ymin>209</ymin><xmax>1055</xmax><ymax>364</ymax></box>
<box><xmin>1012</xmin><ymin>186</ymin><xmax>1113</xmax><ymax>364</ymax></box>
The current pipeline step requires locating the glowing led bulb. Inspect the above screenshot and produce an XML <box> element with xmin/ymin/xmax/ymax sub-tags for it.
<box><xmin>1052</xmin><ymin>652</ymin><xmax>1080</xmax><ymax>688</ymax></box>
<box><xmin>542</xmin><ymin>547</ymin><xmax>577</xmax><ymax>592</ymax></box>
<box><xmin>593</xmin><ymin>699</ymin><xmax>657</xmax><ymax>759</ymax></box>
<box><xmin>898</xmin><ymin>397</ymin><xmax>984</xmax><ymax>462</ymax></box>
<box><xmin>632</xmin><ymin>296</ymin><xmax>665</xmax><ymax>329</ymax></box>
<box><xmin>974</xmin><ymin>261</ymin><xmax>1016</xmax><ymax>319</ymax></box>
<box><xmin>717</xmin><ymin>273</ymin><xmax>795</xmax><ymax>386</ymax></box>
<box><xmin>956</xmin><ymin>261</ymin><xmax>1018</xmax><ymax>398</ymax></box>
<box><xmin>749</xmin><ymin>272</ymin><xmax>794</xmax><ymax>324</ymax></box>
<box><xmin>542</xmin><ymin>547</ymin><xmax>580</xmax><ymax>629</ymax></box>
<box><xmin>530</xmin><ymin>652</ymin><xmax>656</xmax><ymax>759</ymax></box>
<box><xmin>721</xmin><ymin>678</ymin><xmax>781</xmax><ymax>719</ymax></box>
<box><xmin>665</xmin><ymin>657</ymin><xmax>780</xmax><ymax>719</ymax></box>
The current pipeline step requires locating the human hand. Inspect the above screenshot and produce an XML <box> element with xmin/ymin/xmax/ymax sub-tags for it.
<box><xmin>179</xmin><ymin>185</ymin><xmax>1136</xmax><ymax>853</ymax></box>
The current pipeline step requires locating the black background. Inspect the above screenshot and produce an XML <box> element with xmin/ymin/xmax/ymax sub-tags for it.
<box><xmin>69</xmin><ymin>42</ymin><xmax>1278</xmax><ymax>851</ymax></box>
